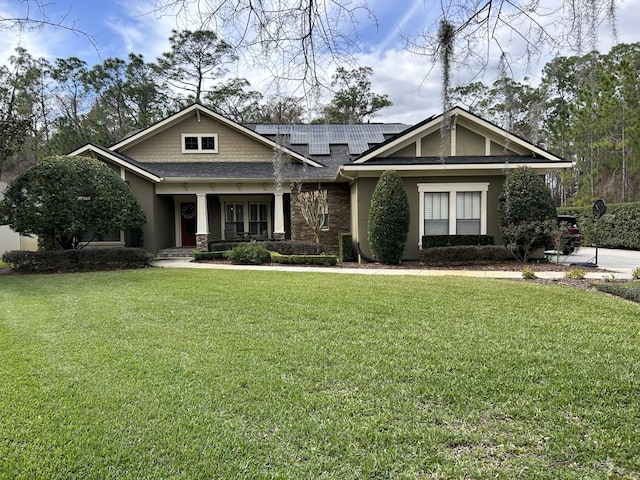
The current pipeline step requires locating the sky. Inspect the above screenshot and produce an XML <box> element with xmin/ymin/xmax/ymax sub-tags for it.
<box><xmin>1</xmin><ymin>0</ymin><xmax>640</xmax><ymax>124</ymax></box>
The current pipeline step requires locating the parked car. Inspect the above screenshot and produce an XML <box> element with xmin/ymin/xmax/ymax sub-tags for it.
<box><xmin>549</xmin><ymin>215</ymin><xmax>582</xmax><ymax>254</ymax></box>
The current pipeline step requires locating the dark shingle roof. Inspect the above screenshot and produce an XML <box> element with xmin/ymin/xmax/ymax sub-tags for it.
<box><xmin>140</xmin><ymin>161</ymin><xmax>324</xmax><ymax>180</ymax></box>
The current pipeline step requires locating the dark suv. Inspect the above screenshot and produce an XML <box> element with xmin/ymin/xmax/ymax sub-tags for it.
<box><xmin>553</xmin><ymin>215</ymin><xmax>582</xmax><ymax>254</ymax></box>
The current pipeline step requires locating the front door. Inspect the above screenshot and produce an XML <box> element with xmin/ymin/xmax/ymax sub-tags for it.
<box><xmin>180</xmin><ymin>202</ymin><xmax>196</xmax><ymax>247</ymax></box>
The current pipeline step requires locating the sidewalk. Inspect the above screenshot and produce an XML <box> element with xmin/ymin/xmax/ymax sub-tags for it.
<box><xmin>150</xmin><ymin>257</ymin><xmax>633</xmax><ymax>280</ymax></box>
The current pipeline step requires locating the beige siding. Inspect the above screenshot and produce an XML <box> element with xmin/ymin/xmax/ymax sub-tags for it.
<box><xmin>120</xmin><ymin>115</ymin><xmax>274</xmax><ymax>163</ymax></box>
<box><xmin>456</xmin><ymin>125</ymin><xmax>485</xmax><ymax>155</ymax></box>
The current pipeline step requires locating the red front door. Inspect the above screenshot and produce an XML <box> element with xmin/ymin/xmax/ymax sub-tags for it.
<box><xmin>180</xmin><ymin>202</ymin><xmax>196</xmax><ymax>247</ymax></box>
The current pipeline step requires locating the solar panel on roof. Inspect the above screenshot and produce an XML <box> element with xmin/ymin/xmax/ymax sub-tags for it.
<box><xmin>255</xmin><ymin>123</ymin><xmax>408</xmax><ymax>155</ymax></box>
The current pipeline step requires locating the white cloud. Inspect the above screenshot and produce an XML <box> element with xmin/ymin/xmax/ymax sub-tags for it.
<box><xmin>104</xmin><ymin>0</ymin><xmax>174</xmax><ymax>61</ymax></box>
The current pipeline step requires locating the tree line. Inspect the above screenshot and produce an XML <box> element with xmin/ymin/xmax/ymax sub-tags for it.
<box><xmin>0</xmin><ymin>30</ymin><xmax>391</xmax><ymax>180</ymax></box>
<box><xmin>450</xmin><ymin>43</ymin><xmax>640</xmax><ymax>207</ymax></box>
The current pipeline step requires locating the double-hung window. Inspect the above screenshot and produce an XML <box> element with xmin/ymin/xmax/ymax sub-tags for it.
<box><xmin>418</xmin><ymin>183</ymin><xmax>488</xmax><ymax>244</ymax></box>
<box><xmin>424</xmin><ymin>192</ymin><xmax>449</xmax><ymax>235</ymax></box>
<box><xmin>249</xmin><ymin>202</ymin><xmax>268</xmax><ymax>237</ymax></box>
<box><xmin>225</xmin><ymin>202</ymin><xmax>244</xmax><ymax>238</ymax></box>
<box><xmin>456</xmin><ymin>191</ymin><xmax>481</xmax><ymax>234</ymax></box>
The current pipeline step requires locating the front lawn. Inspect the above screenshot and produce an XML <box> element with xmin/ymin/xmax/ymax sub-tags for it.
<box><xmin>1</xmin><ymin>269</ymin><xmax>639</xmax><ymax>479</ymax></box>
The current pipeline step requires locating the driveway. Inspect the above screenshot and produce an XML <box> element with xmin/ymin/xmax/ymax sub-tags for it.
<box><xmin>555</xmin><ymin>247</ymin><xmax>640</xmax><ymax>274</ymax></box>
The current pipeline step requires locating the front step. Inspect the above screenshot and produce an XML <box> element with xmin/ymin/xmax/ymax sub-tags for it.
<box><xmin>156</xmin><ymin>247</ymin><xmax>195</xmax><ymax>259</ymax></box>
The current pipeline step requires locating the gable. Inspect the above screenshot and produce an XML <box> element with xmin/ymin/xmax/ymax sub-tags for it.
<box><xmin>355</xmin><ymin>107</ymin><xmax>560</xmax><ymax>163</ymax></box>
<box><xmin>110</xmin><ymin>103</ymin><xmax>322</xmax><ymax>168</ymax></box>
<box><xmin>118</xmin><ymin>114</ymin><xmax>275</xmax><ymax>163</ymax></box>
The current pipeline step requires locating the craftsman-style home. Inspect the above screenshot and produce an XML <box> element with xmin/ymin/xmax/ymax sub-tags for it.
<box><xmin>70</xmin><ymin>103</ymin><xmax>572</xmax><ymax>259</ymax></box>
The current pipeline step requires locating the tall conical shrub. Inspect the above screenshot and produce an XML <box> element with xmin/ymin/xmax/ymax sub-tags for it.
<box><xmin>367</xmin><ymin>170</ymin><xmax>410</xmax><ymax>264</ymax></box>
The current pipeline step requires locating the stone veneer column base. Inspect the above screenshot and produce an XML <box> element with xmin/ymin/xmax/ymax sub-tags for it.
<box><xmin>196</xmin><ymin>234</ymin><xmax>210</xmax><ymax>251</ymax></box>
<box><xmin>273</xmin><ymin>232</ymin><xmax>285</xmax><ymax>241</ymax></box>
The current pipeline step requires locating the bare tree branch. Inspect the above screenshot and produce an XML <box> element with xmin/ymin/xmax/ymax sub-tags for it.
<box><xmin>0</xmin><ymin>0</ymin><xmax>98</xmax><ymax>53</ymax></box>
<box><xmin>150</xmin><ymin>0</ymin><xmax>376</xmax><ymax>95</ymax></box>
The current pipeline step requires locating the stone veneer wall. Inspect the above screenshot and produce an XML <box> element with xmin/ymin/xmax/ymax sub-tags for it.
<box><xmin>290</xmin><ymin>183</ymin><xmax>351</xmax><ymax>255</ymax></box>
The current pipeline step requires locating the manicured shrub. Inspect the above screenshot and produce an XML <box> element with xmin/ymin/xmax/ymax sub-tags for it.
<box><xmin>193</xmin><ymin>251</ymin><xmax>227</xmax><ymax>261</ymax></box>
<box><xmin>596</xmin><ymin>283</ymin><xmax>640</xmax><ymax>303</ymax></box>
<box><xmin>338</xmin><ymin>233</ymin><xmax>355</xmax><ymax>262</ymax></box>
<box><xmin>0</xmin><ymin>156</ymin><xmax>146</xmax><ymax>250</ymax></box>
<box><xmin>521</xmin><ymin>267</ymin><xmax>536</xmax><ymax>280</ymax></box>
<box><xmin>499</xmin><ymin>167</ymin><xmax>556</xmax><ymax>225</ymax></box>
<box><xmin>422</xmin><ymin>235</ymin><xmax>494</xmax><ymax>248</ymax></box>
<box><xmin>367</xmin><ymin>170</ymin><xmax>410</xmax><ymax>265</ymax></box>
<box><xmin>208</xmin><ymin>240</ymin><xmax>323</xmax><ymax>255</ymax></box>
<box><xmin>226</xmin><ymin>242</ymin><xmax>271</xmax><ymax>265</ymax></box>
<box><xmin>261</xmin><ymin>240</ymin><xmax>323</xmax><ymax>255</ymax></box>
<box><xmin>632</xmin><ymin>267</ymin><xmax>640</xmax><ymax>280</ymax></box>
<box><xmin>2</xmin><ymin>248</ymin><xmax>150</xmax><ymax>273</ymax></box>
<box><xmin>419</xmin><ymin>245</ymin><xmax>515</xmax><ymax>265</ymax></box>
<box><xmin>499</xmin><ymin>167</ymin><xmax>557</xmax><ymax>262</ymax></box>
<box><xmin>565</xmin><ymin>268</ymin><xmax>587</xmax><ymax>279</ymax></box>
<box><xmin>270</xmin><ymin>252</ymin><xmax>338</xmax><ymax>266</ymax></box>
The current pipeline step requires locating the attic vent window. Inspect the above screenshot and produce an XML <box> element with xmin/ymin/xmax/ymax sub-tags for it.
<box><xmin>182</xmin><ymin>133</ymin><xmax>218</xmax><ymax>153</ymax></box>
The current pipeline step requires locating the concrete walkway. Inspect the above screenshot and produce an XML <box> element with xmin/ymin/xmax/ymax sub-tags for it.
<box><xmin>150</xmin><ymin>254</ymin><xmax>634</xmax><ymax>280</ymax></box>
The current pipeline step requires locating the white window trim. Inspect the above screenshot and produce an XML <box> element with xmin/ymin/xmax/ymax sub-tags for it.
<box><xmin>181</xmin><ymin>133</ymin><xmax>218</xmax><ymax>154</ymax></box>
<box><xmin>418</xmin><ymin>182</ymin><xmax>489</xmax><ymax>247</ymax></box>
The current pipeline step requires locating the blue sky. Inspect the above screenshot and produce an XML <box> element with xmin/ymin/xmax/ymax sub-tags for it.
<box><xmin>1</xmin><ymin>0</ymin><xmax>639</xmax><ymax>124</ymax></box>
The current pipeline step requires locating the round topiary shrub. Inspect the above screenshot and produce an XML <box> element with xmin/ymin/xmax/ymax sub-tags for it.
<box><xmin>367</xmin><ymin>170</ymin><xmax>410</xmax><ymax>264</ymax></box>
<box><xmin>226</xmin><ymin>242</ymin><xmax>271</xmax><ymax>265</ymax></box>
<box><xmin>499</xmin><ymin>167</ymin><xmax>557</xmax><ymax>261</ymax></box>
<box><xmin>499</xmin><ymin>166</ymin><xmax>556</xmax><ymax>225</ymax></box>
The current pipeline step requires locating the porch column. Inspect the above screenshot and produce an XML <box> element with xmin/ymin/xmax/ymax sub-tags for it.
<box><xmin>273</xmin><ymin>192</ymin><xmax>285</xmax><ymax>240</ymax></box>
<box><xmin>195</xmin><ymin>193</ymin><xmax>210</xmax><ymax>251</ymax></box>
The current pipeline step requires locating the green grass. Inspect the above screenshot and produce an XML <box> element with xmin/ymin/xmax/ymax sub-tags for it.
<box><xmin>1</xmin><ymin>269</ymin><xmax>639</xmax><ymax>479</ymax></box>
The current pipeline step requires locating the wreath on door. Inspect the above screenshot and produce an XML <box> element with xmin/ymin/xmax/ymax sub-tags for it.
<box><xmin>181</xmin><ymin>203</ymin><xmax>196</xmax><ymax>220</ymax></box>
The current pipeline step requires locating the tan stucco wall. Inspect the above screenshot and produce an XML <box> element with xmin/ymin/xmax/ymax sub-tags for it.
<box><xmin>456</xmin><ymin>125</ymin><xmax>485</xmax><ymax>155</ymax></box>
<box><xmin>392</xmin><ymin>143</ymin><xmax>416</xmax><ymax>157</ymax></box>
<box><xmin>353</xmin><ymin>174</ymin><xmax>505</xmax><ymax>260</ymax></box>
<box><xmin>421</xmin><ymin>132</ymin><xmax>441</xmax><ymax>156</ymax></box>
<box><xmin>120</xmin><ymin>114</ymin><xmax>274</xmax><ymax>163</ymax></box>
<box><xmin>490</xmin><ymin>140</ymin><xmax>518</xmax><ymax>156</ymax></box>
<box><xmin>125</xmin><ymin>171</ymin><xmax>160</xmax><ymax>253</ymax></box>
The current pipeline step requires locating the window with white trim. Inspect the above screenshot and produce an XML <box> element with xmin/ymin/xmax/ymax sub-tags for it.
<box><xmin>182</xmin><ymin>133</ymin><xmax>218</xmax><ymax>153</ymax></box>
<box><xmin>418</xmin><ymin>183</ymin><xmax>489</xmax><ymax>242</ymax></box>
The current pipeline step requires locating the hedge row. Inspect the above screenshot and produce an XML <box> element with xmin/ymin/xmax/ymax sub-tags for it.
<box><xmin>2</xmin><ymin>248</ymin><xmax>150</xmax><ymax>273</ymax></box>
<box><xmin>595</xmin><ymin>283</ymin><xmax>640</xmax><ymax>303</ymax></box>
<box><xmin>208</xmin><ymin>240</ymin><xmax>323</xmax><ymax>255</ymax></box>
<box><xmin>421</xmin><ymin>235</ymin><xmax>495</xmax><ymax>248</ymax></box>
<box><xmin>558</xmin><ymin>202</ymin><xmax>640</xmax><ymax>249</ymax></box>
<box><xmin>193</xmin><ymin>251</ymin><xmax>227</xmax><ymax>261</ymax></box>
<box><xmin>419</xmin><ymin>245</ymin><xmax>515</xmax><ymax>265</ymax></box>
<box><xmin>270</xmin><ymin>252</ymin><xmax>338</xmax><ymax>266</ymax></box>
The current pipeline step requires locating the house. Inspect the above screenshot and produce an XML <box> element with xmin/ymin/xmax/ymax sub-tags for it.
<box><xmin>70</xmin><ymin>103</ymin><xmax>572</xmax><ymax>259</ymax></box>
<box><xmin>0</xmin><ymin>181</ymin><xmax>39</xmax><ymax>256</ymax></box>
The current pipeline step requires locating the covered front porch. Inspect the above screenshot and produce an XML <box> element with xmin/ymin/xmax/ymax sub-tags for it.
<box><xmin>155</xmin><ymin>182</ymin><xmax>292</xmax><ymax>251</ymax></box>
